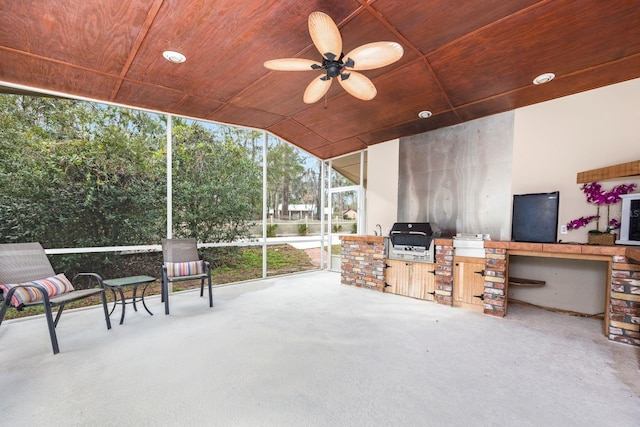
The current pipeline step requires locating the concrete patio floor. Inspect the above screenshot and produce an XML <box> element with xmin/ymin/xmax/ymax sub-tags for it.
<box><xmin>1</xmin><ymin>270</ymin><xmax>639</xmax><ymax>426</ymax></box>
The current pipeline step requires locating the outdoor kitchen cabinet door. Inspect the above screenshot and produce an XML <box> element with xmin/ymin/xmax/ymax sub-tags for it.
<box><xmin>385</xmin><ymin>259</ymin><xmax>435</xmax><ymax>301</ymax></box>
<box><xmin>453</xmin><ymin>256</ymin><xmax>486</xmax><ymax>310</ymax></box>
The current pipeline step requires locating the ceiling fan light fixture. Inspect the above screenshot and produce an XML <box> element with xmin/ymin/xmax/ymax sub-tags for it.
<box><xmin>533</xmin><ymin>72</ymin><xmax>555</xmax><ymax>85</ymax></box>
<box><xmin>265</xmin><ymin>12</ymin><xmax>403</xmax><ymax>103</ymax></box>
<box><xmin>163</xmin><ymin>50</ymin><xmax>186</xmax><ymax>64</ymax></box>
<box><xmin>418</xmin><ymin>110</ymin><xmax>432</xmax><ymax>119</ymax></box>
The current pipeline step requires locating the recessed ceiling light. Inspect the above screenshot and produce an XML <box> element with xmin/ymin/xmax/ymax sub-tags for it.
<box><xmin>163</xmin><ymin>50</ymin><xmax>186</xmax><ymax>64</ymax></box>
<box><xmin>533</xmin><ymin>72</ymin><xmax>555</xmax><ymax>85</ymax></box>
<box><xmin>418</xmin><ymin>110</ymin><xmax>432</xmax><ymax>119</ymax></box>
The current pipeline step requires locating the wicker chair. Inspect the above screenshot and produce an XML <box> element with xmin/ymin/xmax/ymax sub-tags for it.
<box><xmin>0</xmin><ymin>242</ymin><xmax>111</xmax><ymax>354</ymax></box>
<box><xmin>161</xmin><ymin>238</ymin><xmax>213</xmax><ymax>315</ymax></box>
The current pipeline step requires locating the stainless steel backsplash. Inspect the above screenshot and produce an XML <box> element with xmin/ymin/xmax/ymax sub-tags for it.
<box><xmin>398</xmin><ymin>111</ymin><xmax>514</xmax><ymax>240</ymax></box>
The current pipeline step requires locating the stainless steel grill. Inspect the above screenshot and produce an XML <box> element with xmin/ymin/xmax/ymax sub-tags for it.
<box><xmin>386</xmin><ymin>222</ymin><xmax>436</xmax><ymax>263</ymax></box>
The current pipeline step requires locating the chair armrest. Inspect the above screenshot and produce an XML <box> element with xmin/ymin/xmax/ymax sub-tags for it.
<box><xmin>72</xmin><ymin>273</ymin><xmax>106</xmax><ymax>289</ymax></box>
<box><xmin>204</xmin><ymin>261</ymin><xmax>211</xmax><ymax>274</ymax></box>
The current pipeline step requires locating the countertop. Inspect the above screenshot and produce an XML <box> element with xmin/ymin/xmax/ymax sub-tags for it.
<box><xmin>434</xmin><ymin>238</ymin><xmax>640</xmax><ymax>263</ymax></box>
<box><xmin>340</xmin><ymin>235</ymin><xmax>385</xmax><ymax>243</ymax></box>
<box><xmin>340</xmin><ymin>235</ymin><xmax>640</xmax><ymax>263</ymax></box>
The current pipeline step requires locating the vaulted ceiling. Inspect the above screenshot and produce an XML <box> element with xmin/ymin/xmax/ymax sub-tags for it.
<box><xmin>1</xmin><ymin>0</ymin><xmax>639</xmax><ymax>160</ymax></box>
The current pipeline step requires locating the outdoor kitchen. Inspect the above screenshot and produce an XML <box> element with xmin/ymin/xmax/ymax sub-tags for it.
<box><xmin>340</xmin><ymin>230</ymin><xmax>640</xmax><ymax>348</ymax></box>
<box><xmin>341</xmin><ymin>115</ymin><xmax>640</xmax><ymax>348</ymax></box>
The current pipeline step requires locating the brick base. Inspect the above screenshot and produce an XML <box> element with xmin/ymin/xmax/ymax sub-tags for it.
<box><xmin>483</xmin><ymin>247</ymin><xmax>507</xmax><ymax>316</ymax></box>
<box><xmin>340</xmin><ymin>236</ymin><xmax>386</xmax><ymax>292</ymax></box>
<box><xmin>609</xmin><ymin>255</ymin><xmax>640</xmax><ymax>346</ymax></box>
<box><xmin>434</xmin><ymin>241</ymin><xmax>453</xmax><ymax>305</ymax></box>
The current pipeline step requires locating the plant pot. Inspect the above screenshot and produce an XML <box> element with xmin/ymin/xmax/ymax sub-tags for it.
<box><xmin>588</xmin><ymin>232</ymin><xmax>617</xmax><ymax>246</ymax></box>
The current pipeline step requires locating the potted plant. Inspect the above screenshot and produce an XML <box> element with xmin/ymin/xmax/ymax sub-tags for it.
<box><xmin>566</xmin><ymin>181</ymin><xmax>636</xmax><ymax>245</ymax></box>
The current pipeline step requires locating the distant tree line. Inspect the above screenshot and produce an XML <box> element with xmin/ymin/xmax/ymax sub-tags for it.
<box><xmin>0</xmin><ymin>94</ymin><xmax>323</xmax><ymax>248</ymax></box>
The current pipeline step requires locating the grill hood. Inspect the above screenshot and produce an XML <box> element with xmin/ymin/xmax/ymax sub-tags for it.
<box><xmin>389</xmin><ymin>222</ymin><xmax>434</xmax><ymax>247</ymax></box>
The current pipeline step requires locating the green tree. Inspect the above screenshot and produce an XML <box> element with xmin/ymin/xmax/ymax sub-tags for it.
<box><xmin>217</xmin><ymin>126</ymin><xmax>264</xmax><ymax>219</ymax></box>
<box><xmin>300</xmin><ymin>163</ymin><xmax>321</xmax><ymax>220</ymax></box>
<box><xmin>0</xmin><ymin>95</ymin><xmax>167</xmax><ymax>247</ymax></box>
<box><xmin>216</xmin><ymin>126</ymin><xmax>263</xmax><ymax>164</ymax></box>
<box><xmin>171</xmin><ymin>119</ymin><xmax>261</xmax><ymax>242</ymax></box>
<box><xmin>0</xmin><ymin>94</ymin><xmax>315</xmax><ymax>249</ymax></box>
<box><xmin>267</xmin><ymin>139</ymin><xmax>304</xmax><ymax>219</ymax></box>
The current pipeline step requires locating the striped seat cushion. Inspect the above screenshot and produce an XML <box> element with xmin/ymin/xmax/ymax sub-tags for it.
<box><xmin>165</xmin><ymin>260</ymin><xmax>204</xmax><ymax>278</ymax></box>
<box><xmin>0</xmin><ymin>273</ymin><xmax>75</xmax><ymax>308</ymax></box>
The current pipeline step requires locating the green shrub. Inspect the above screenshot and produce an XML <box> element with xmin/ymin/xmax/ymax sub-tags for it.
<box><xmin>297</xmin><ymin>223</ymin><xmax>308</xmax><ymax>236</ymax></box>
<box><xmin>267</xmin><ymin>224</ymin><xmax>278</xmax><ymax>237</ymax></box>
<box><xmin>332</xmin><ymin>224</ymin><xmax>342</xmax><ymax>233</ymax></box>
<box><xmin>351</xmin><ymin>223</ymin><xmax>357</xmax><ymax>234</ymax></box>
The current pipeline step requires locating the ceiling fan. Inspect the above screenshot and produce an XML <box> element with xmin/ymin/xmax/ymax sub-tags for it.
<box><xmin>264</xmin><ymin>11</ymin><xmax>404</xmax><ymax>104</ymax></box>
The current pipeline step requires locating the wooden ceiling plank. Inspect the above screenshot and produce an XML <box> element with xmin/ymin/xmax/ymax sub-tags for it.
<box><xmin>1</xmin><ymin>1</ymin><xmax>639</xmax><ymax>160</ymax></box>
<box><xmin>427</xmin><ymin>0</ymin><xmax>640</xmax><ymax>107</ymax></box>
<box><xmin>110</xmin><ymin>0</ymin><xmax>165</xmax><ymax>101</ymax></box>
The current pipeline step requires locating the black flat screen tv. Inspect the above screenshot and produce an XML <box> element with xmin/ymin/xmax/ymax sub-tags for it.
<box><xmin>511</xmin><ymin>191</ymin><xmax>559</xmax><ymax>243</ymax></box>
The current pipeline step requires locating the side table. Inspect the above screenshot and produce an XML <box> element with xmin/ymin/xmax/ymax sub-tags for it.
<box><xmin>103</xmin><ymin>275</ymin><xmax>156</xmax><ymax>324</ymax></box>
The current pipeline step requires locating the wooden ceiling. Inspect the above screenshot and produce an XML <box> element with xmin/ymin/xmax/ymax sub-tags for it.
<box><xmin>1</xmin><ymin>0</ymin><xmax>639</xmax><ymax>160</ymax></box>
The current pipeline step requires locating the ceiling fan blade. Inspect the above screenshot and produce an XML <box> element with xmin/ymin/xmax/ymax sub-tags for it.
<box><xmin>345</xmin><ymin>42</ymin><xmax>404</xmax><ymax>71</ymax></box>
<box><xmin>338</xmin><ymin>71</ymin><xmax>377</xmax><ymax>101</ymax></box>
<box><xmin>263</xmin><ymin>58</ymin><xmax>322</xmax><ymax>71</ymax></box>
<box><xmin>308</xmin><ymin>11</ymin><xmax>342</xmax><ymax>60</ymax></box>
<box><xmin>303</xmin><ymin>74</ymin><xmax>332</xmax><ymax>104</ymax></box>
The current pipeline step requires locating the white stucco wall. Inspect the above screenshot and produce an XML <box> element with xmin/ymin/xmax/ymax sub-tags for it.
<box><xmin>513</xmin><ymin>77</ymin><xmax>640</xmax><ymax>243</ymax></box>
<box><xmin>365</xmin><ymin>139</ymin><xmax>399</xmax><ymax>236</ymax></box>
<box><xmin>509</xmin><ymin>77</ymin><xmax>640</xmax><ymax>313</ymax></box>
